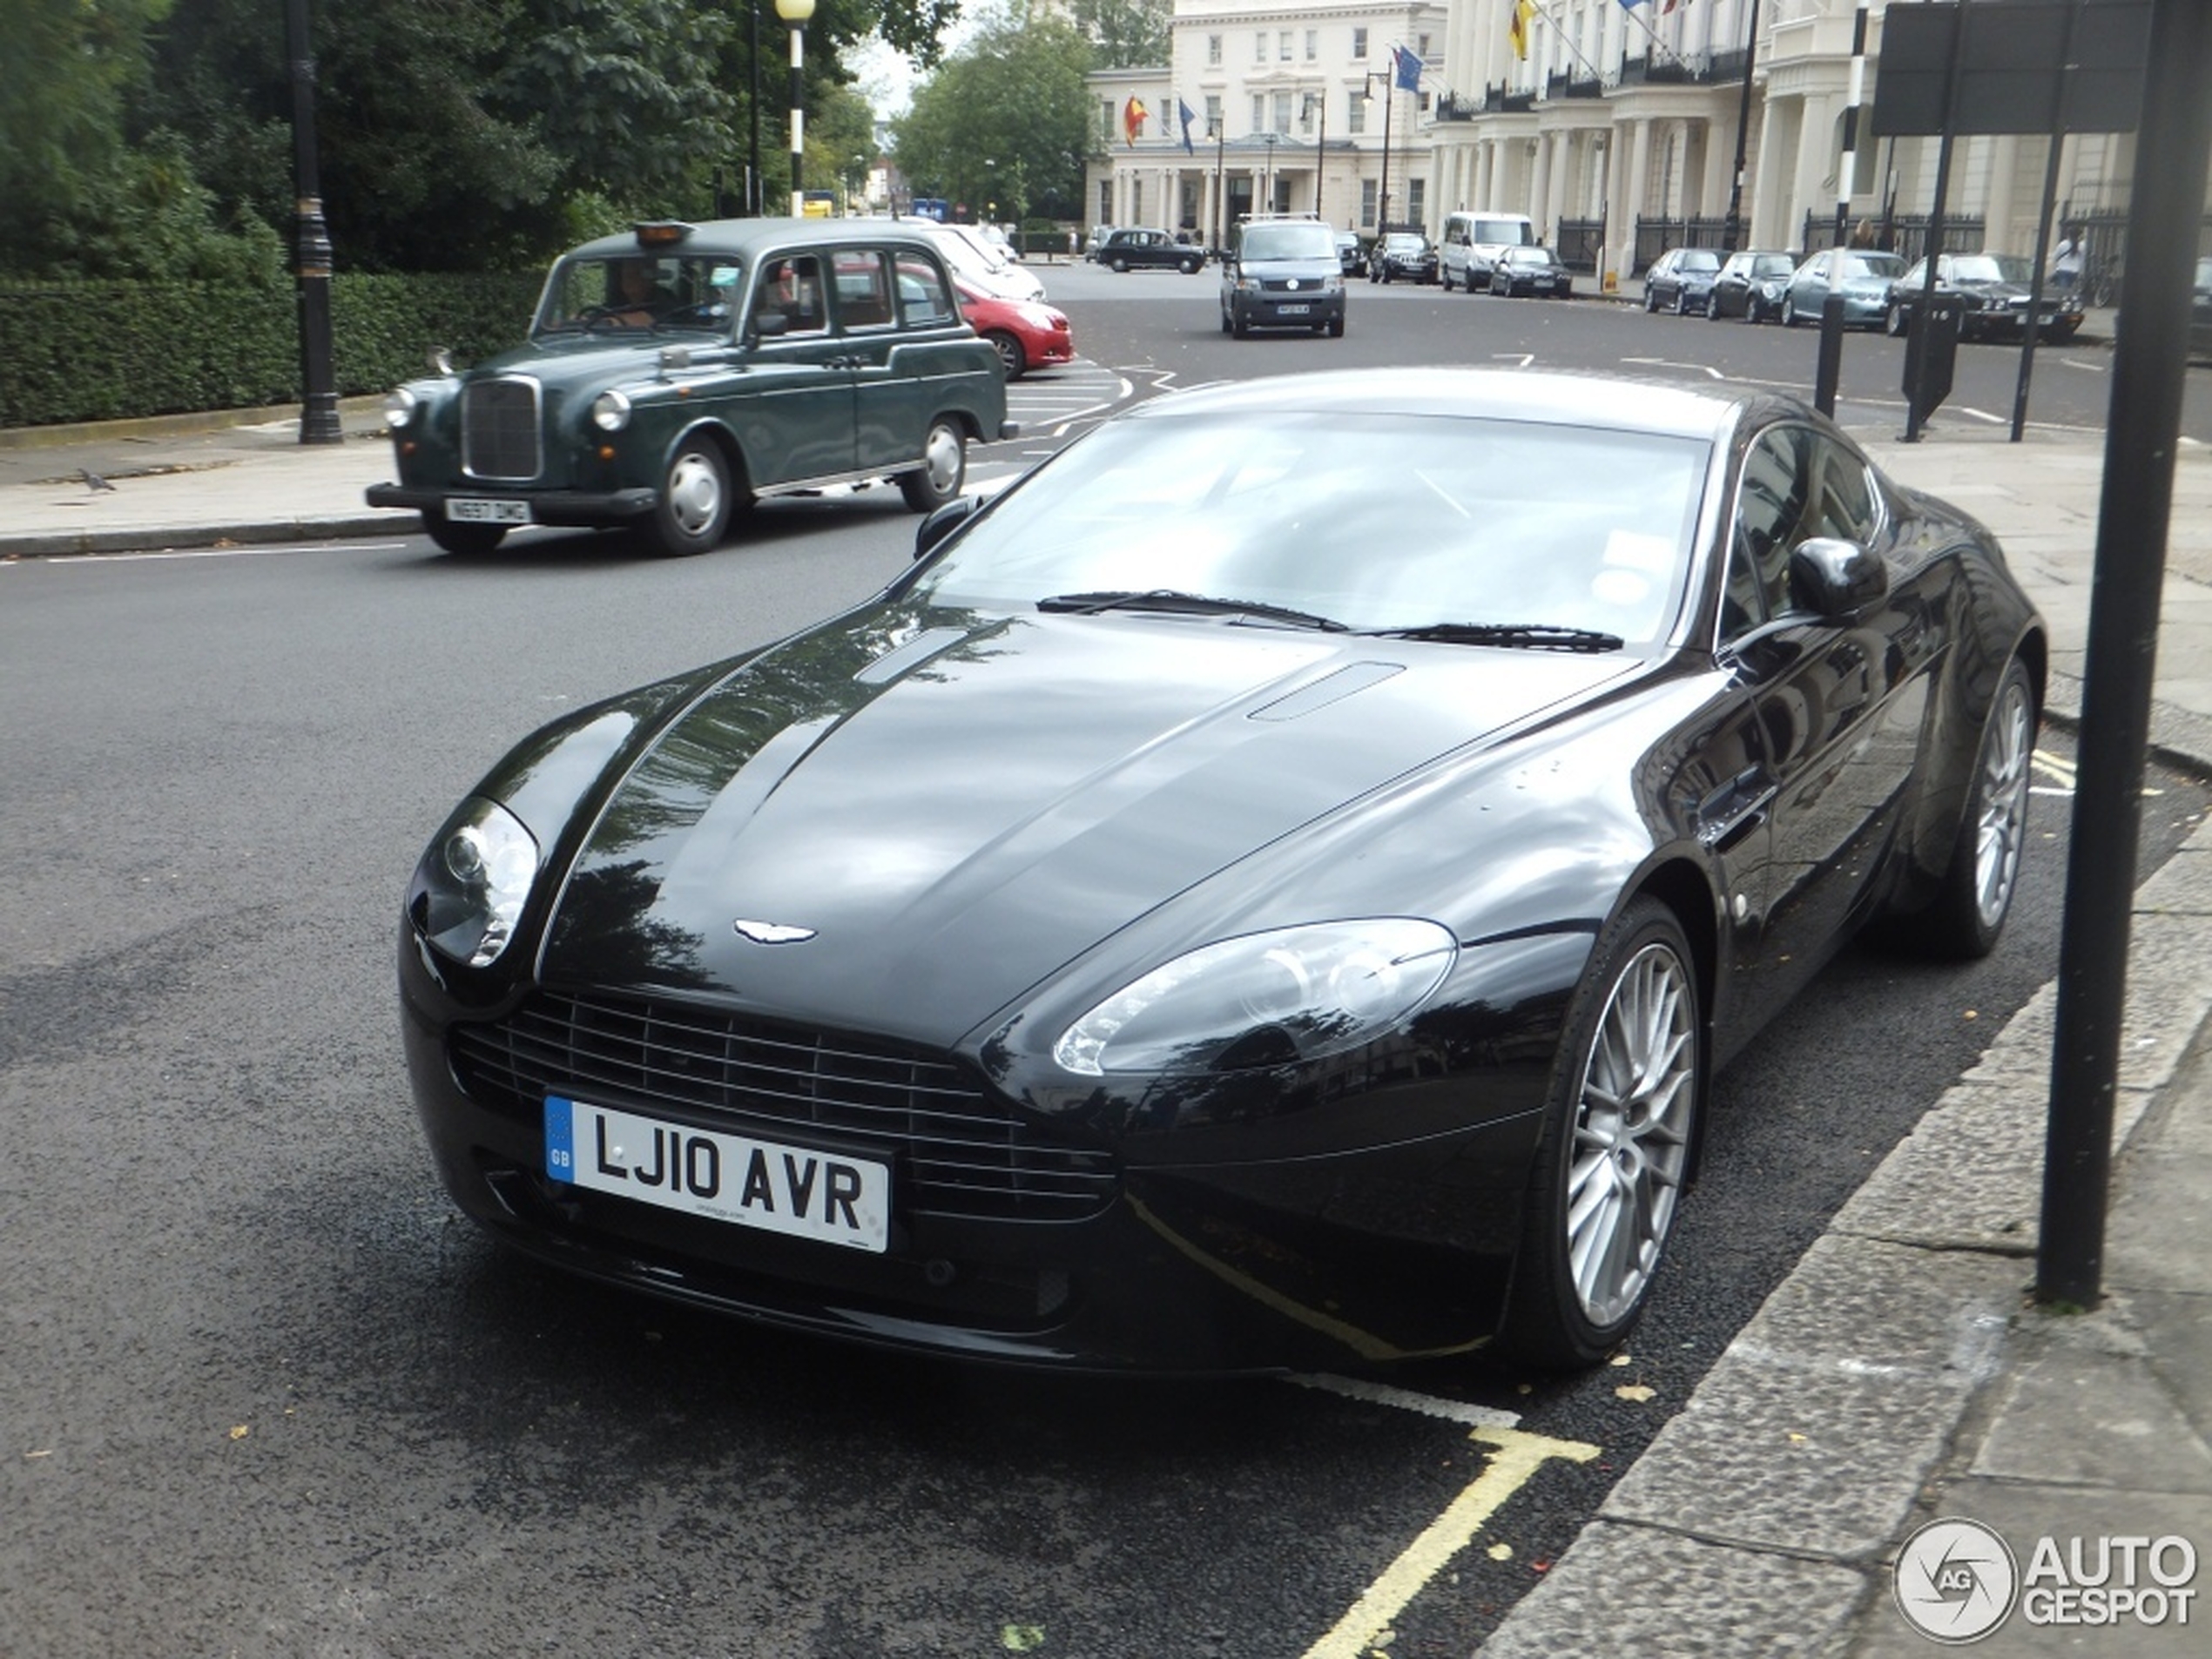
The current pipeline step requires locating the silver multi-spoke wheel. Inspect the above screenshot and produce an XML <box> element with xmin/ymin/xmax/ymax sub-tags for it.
<box><xmin>1971</xmin><ymin>672</ymin><xmax>2033</xmax><ymax>931</ymax></box>
<box><xmin>1565</xmin><ymin>940</ymin><xmax>1696</xmax><ymax>1328</ymax></box>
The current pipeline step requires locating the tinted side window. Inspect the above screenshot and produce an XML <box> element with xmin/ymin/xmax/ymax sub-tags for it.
<box><xmin>1723</xmin><ymin>428</ymin><xmax>1807</xmax><ymax>637</ymax></box>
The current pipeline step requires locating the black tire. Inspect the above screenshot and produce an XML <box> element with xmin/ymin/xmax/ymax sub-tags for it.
<box><xmin>1704</xmin><ymin>293</ymin><xmax>1722</xmax><ymax>320</ymax></box>
<box><xmin>1674</xmin><ymin>288</ymin><xmax>1690</xmax><ymax>315</ymax></box>
<box><xmin>1499</xmin><ymin>896</ymin><xmax>1702</xmax><ymax>1368</ymax></box>
<box><xmin>1781</xmin><ymin>296</ymin><xmax>1798</xmax><ymax>327</ymax></box>
<box><xmin>1327</xmin><ymin>314</ymin><xmax>1345</xmax><ymax>338</ymax></box>
<box><xmin>1885</xmin><ymin>304</ymin><xmax>1908</xmax><ymax>339</ymax></box>
<box><xmin>1179</xmin><ymin>257</ymin><xmax>1200</xmax><ymax>274</ymax></box>
<box><xmin>898</xmin><ymin>416</ymin><xmax>967</xmax><ymax>512</ymax></box>
<box><xmin>1109</xmin><ymin>255</ymin><xmax>1130</xmax><ymax>273</ymax></box>
<box><xmin>1233</xmin><ymin>310</ymin><xmax>1251</xmax><ymax>338</ymax></box>
<box><xmin>1743</xmin><ymin>298</ymin><xmax>1763</xmax><ymax>324</ymax></box>
<box><xmin>1915</xmin><ymin>659</ymin><xmax>2036</xmax><ymax>960</ymax></box>
<box><xmin>983</xmin><ymin>328</ymin><xmax>1024</xmax><ymax>379</ymax></box>
<box><xmin>1644</xmin><ymin>286</ymin><xmax>1660</xmax><ymax>314</ymax></box>
<box><xmin>635</xmin><ymin>439</ymin><xmax>734</xmax><ymax>556</ymax></box>
<box><xmin>423</xmin><ymin>512</ymin><xmax>507</xmax><ymax>556</ymax></box>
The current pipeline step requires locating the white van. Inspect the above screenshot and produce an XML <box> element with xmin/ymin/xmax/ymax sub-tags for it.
<box><xmin>1439</xmin><ymin>211</ymin><xmax>1536</xmax><ymax>293</ymax></box>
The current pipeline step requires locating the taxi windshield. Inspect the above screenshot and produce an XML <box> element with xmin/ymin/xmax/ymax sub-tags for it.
<box><xmin>534</xmin><ymin>255</ymin><xmax>740</xmax><ymax>335</ymax></box>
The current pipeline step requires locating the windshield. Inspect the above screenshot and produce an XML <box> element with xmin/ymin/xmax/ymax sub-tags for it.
<box><xmin>1840</xmin><ymin>253</ymin><xmax>1905</xmax><ymax>281</ymax></box>
<box><xmin>1752</xmin><ymin>255</ymin><xmax>1797</xmax><ymax>278</ymax></box>
<box><xmin>1680</xmin><ymin>251</ymin><xmax>1722</xmax><ymax>272</ymax></box>
<box><xmin>904</xmin><ymin>409</ymin><xmax>1708</xmax><ymax>646</ymax></box>
<box><xmin>1946</xmin><ymin>254</ymin><xmax>2031</xmax><ymax>284</ymax></box>
<box><xmin>1242</xmin><ymin>224</ymin><xmax>1337</xmax><ymax>261</ymax></box>
<box><xmin>535</xmin><ymin>255</ymin><xmax>739</xmax><ymax>335</ymax></box>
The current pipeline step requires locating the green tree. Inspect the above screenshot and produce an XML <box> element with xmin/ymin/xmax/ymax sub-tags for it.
<box><xmin>1066</xmin><ymin>0</ymin><xmax>1170</xmax><ymax>69</ymax></box>
<box><xmin>893</xmin><ymin>17</ymin><xmax>1091</xmax><ymax>221</ymax></box>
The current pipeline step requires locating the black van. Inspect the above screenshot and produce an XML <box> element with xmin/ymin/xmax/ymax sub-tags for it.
<box><xmin>1218</xmin><ymin>214</ymin><xmax>1347</xmax><ymax>338</ymax></box>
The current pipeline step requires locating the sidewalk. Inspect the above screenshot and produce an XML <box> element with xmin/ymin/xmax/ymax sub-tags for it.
<box><xmin>3</xmin><ymin>350</ymin><xmax>2209</xmax><ymax>1658</ymax></box>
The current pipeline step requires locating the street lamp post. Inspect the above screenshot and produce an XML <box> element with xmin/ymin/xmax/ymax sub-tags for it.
<box><xmin>774</xmin><ymin>0</ymin><xmax>814</xmax><ymax>217</ymax></box>
<box><xmin>1305</xmin><ymin>91</ymin><xmax>1327</xmax><ymax>221</ymax></box>
<box><xmin>1260</xmin><ymin>132</ymin><xmax>1279</xmax><ymax>214</ymax></box>
<box><xmin>1722</xmin><ymin>0</ymin><xmax>1763</xmax><ymax>252</ymax></box>
<box><xmin>1365</xmin><ymin>74</ymin><xmax>1395</xmax><ymax>234</ymax></box>
<box><xmin>1211</xmin><ymin>120</ymin><xmax>1226</xmax><ymax>254</ymax></box>
<box><xmin>283</xmin><ymin>0</ymin><xmax>341</xmax><ymax>446</ymax></box>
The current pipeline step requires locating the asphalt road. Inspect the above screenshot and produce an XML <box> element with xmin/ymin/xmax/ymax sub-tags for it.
<box><xmin>3</xmin><ymin>282</ymin><xmax>2207</xmax><ymax>1658</ymax></box>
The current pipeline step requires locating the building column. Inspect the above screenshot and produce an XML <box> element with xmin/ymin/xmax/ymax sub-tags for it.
<box><xmin>1530</xmin><ymin>132</ymin><xmax>1555</xmax><ymax>243</ymax></box>
<box><xmin>1626</xmin><ymin>117</ymin><xmax>1654</xmax><ymax>271</ymax></box>
<box><xmin>1790</xmin><ymin>94</ymin><xmax>1836</xmax><ymax>250</ymax></box>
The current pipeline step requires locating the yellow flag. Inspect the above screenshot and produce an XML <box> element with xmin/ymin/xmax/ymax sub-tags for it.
<box><xmin>1509</xmin><ymin>0</ymin><xmax>1535</xmax><ymax>61</ymax></box>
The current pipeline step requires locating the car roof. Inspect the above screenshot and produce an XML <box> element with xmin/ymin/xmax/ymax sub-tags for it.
<box><xmin>562</xmin><ymin>217</ymin><xmax>948</xmax><ymax>263</ymax></box>
<box><xmin>1125</xmin><ymin>368</ymin><xmax>1779</xmax><ymax>444</ymax></box>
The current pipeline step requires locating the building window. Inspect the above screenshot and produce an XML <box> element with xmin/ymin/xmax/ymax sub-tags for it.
<box><xmin>1254</xmin><ymin>31</ymin><xmax>1266</xmax><ymax>64</ymax></box>
<box><xmin>1418</xmin><ymin>33</ymin><xmax>1432</xmax><ymax>58</ymax></box>
<box><xmin>1251</xmin><ymin>94</ymin><xmax>1264</xmax><ymax>132</ymax></box>
<box><xmin>1352</xmin><ymin>27</ymin><xmax>1368</xmax><ymax>59</ymax></box>
<box><xmin>1407</xmin><ymin>179</ymin><xmax>1426</xmax><ymax>228</ymax></box>
<box><xmin>1272</xmin><ymin>91</ymin><xmax>1291</xmax><ymax>132</ymax></box>
<box><xmin>1305</xmin><ymin>30</ymin><xmax>1318</xmax><ymax>61</ymax></box>
<box><xmin>1208</xmin><ymin>34</ymin><xmax>1222</xmax><ymax>68</ymax></box>
<box><xmin>1348</xmin><ymin>96</ymin><xmax>1366</xmax><ymax>136</ymax></box>
<box><xmin>1206</xmin><ymin>94</ymin><xmax>1223</xmax><ymax>136</ymax></box>
<box><xmin>1361</xmin><ymin>179</ymin><xmax>1379</xmax><ymax>229</ymax></box>
<box><xmin>1278</xmin><ymin>30</ymin><xmax>1292</xmax><ymax>63</ymax></box>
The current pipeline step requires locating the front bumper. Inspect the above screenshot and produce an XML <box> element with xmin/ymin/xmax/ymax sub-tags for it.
<box><xmin>367</xmin><ymin>482</ymin><xmax>658</xmax><ymax>525</ymax></box>
<box><xmin>400</xmin><ymin>928</ymin><xmax>1546</xmax><ymax>1374</ymax></box>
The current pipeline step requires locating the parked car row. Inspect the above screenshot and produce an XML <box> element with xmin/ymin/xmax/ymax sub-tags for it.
<box><xmin>1641</xmin><ymin>243</ymin><xmax>2086</xmax><ymax>341</ymax></box>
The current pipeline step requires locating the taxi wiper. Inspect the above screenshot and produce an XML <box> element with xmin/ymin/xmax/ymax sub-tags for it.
<box><xmin>1359</xmin><ymin>621</ymin><xmax>1625</xmax><ymax>652</ymax></box>
<box><xmin>1038</xmin><ymin>590</ymin><xmax>1349</xmax><ymax>631</ymax></box>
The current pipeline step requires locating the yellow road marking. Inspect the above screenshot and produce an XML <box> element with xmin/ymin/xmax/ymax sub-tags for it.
<box><xmin>1301</xmin><ymin>1425</ymin><xmax>1602</xmax><ymax>1659</ymax></box>
<box><xmin>2032</xmin><ymin>747</ymin><xmax>2076</xmax><ymax>788</ymax></box>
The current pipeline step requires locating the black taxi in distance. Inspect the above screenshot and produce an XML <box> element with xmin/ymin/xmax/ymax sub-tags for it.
<box><xmin>1096</xmin><ymin>228</ymin><xmax>1206</xmax><ymax>273</ymax></box>
<box><xmin>368</xmin><ymin>219</ymin><xmax>1016</xmax><ymax>556</ymax></box>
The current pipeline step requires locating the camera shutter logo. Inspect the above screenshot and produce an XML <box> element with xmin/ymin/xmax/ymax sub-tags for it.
<box><xmin>1894</xmin><ymin>1517</ymin><xmax>2020</xmax><ymax>1643</ymax></box>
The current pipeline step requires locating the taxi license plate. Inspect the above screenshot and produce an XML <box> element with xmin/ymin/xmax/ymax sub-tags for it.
<box><xmin>448</xmin><ymin>498</ymin><xmax>532</xmax><ymax>524</ymax></box>
<box><xmin>1277</xmin><ymin>303</ymin><xmax>1311</xmax><ymax>316</ymax></box>
<box><xmin>545</xmin><ymin>1096</ymin><xmax>889</xmax><ymax>1252</ymax></box>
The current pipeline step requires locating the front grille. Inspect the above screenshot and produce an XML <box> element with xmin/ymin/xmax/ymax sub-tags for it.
<box><xmin>461</xmin><ymin>377</ymin><xmax>543</xmax><ymax>482</ymax></box>
<box><xmin>449</xmin><ymin>990</ymin><xmax>1116</xmax><ymax>1221</ymax></box>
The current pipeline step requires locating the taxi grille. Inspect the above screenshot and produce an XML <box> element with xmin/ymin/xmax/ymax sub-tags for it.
<box><xmin>449</xmin><ymin>990</ymin><xmax>1116</xmax><ymax>1221</ymax></box>
<box><xmin>461</xmin><ymin>378</ymin><xmax>542</xmax><ymax>482</ymax></box>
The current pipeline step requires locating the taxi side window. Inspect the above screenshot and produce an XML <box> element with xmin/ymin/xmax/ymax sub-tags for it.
<box><xmin>894</xmin><ymin>256</ymin><xmax>957</xmax><ymax>328</ymax></box>
<box><xmin>755</xmin><ymin>255</ymin><xmax>826</xmax><ymax>334</ymax></box>
<box><xmin>833</xmin><ymin>250</ymin><xmax>894</xmax><ymax>329</ymax></box>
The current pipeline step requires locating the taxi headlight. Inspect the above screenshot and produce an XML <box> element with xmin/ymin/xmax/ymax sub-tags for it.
<box><xmin>408</xmin><ymin>797</ymin><xmax>541</xmax><ymax>968</ymax></box>
<box><xmin>1051</xmin><ymin>920</ymin><xmax>1458</xmax><ymax>1076</ymax></box>
<box><xmin>384</xmin><ymin>387</ymin><xmax>420</xmax><ymax>429</ymax></box>
<box><xmin>591</xmin><ymin>390</ymin><xmax>633</xmax><ymax>433</ymax></box>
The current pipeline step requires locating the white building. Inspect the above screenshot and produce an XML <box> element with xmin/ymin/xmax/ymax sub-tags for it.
<box><xmin>1091</xmin><ymin>1</ymin><xmax>2182</xmax><ymax>277</ymax></box>
<box><xmin>1085</xmin><ymin>3</ymin><xmax>1450</xmax><ymax>242</ymax></box>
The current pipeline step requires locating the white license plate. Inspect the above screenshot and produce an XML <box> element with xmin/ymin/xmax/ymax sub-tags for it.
<box><xmin>545</xmin><ymin>1096</ymin><xmax>889</xmax><ymax>1252</ymax></box>
<box><xmin>1277</xmin><ymin>303</ymin><xmax>1311</xmax><ymax>316</ymax></box>
<box><xmin>448</xmin><ymin>497</ymin><xmax>532</xmax><ymax>524</ymax></box>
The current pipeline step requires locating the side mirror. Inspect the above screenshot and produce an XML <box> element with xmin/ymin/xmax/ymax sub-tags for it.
<box><xmin>913</xmin><ymin>496</ymin><xmax>981</xmax><ymax>561</ymax></box>
<box><xmin>1790</xmin><ymin>536</ymin><xmax>1889</xmax><ymax>619</ymax></box>
<box><xmin>750</xmin><ymin>312</ymin><xmax>790</xmax><ymax>343</ymax></box>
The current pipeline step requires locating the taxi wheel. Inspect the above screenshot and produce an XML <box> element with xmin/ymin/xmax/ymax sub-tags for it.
<box><xmin>424</xmin><ymin>512</ymin><xmax>506</xmax><ymax>556</ymax></box>
<box><xmin>899</xmin><ymin>417</ymin><xmax>967</xmax><ymax>512</ymax></box>
<box><xmin>638</xmin><ymin>441</ymin><xmax>733</xmax><ymax>556</ymax></box>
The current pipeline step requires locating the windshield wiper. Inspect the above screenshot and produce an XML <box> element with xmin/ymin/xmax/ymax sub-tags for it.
<box><xmin>1359</xmin><ymin>621</ymin><xmax>1625</xmax><ymax>652</ymax></box>
<box><xmin>1038</xmin><ymin>590</ymin><xmax>1349</xmax><ymax>632</ymax></box>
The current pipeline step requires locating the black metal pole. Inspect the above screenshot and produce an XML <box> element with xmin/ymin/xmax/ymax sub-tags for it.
<box><xmin>1903</xmin><ymin>1</ymin><xmax>1968</xmax><ymax>445</ymax></box>
<box><xmin>1722</xmin><ymin>0</ymin><xmax>1762</xmax><ymax>253</ymax></box>
<box><xmin>285</xmin><ymin>0</ymin><xmax>341</xmax><ymax>446</ymax></box>
<box><xmin>2038</xmin><ymin>0</ymin><xmax>2212</xmax><ymax>1312</ymax></box>
<box><xmin>2012</xmin><ymin>0</ymin><xmax>2085</xmax><ymax>444</ymax></box>
<box><xmin>749</xmin><ymin>2</ymin><xmax>761</xmax><ymax>215</ymax></box>
<box><xmin>787</xmin><ymin>23</ymin><xmax>804</xmax><ymax>213</ymax></box>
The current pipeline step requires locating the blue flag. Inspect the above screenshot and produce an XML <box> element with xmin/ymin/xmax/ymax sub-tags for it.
<box><xmin>1177</xmin><ymin>98</ymin><xmax>1197</xmax><ymax>155</ymax></box>
<box><xmin>1393</xmin><ymin>45</ymin><xmax>1422</xmax><ymax>92</ymax></box>
<box><xmin>1616</xmin><ymin>0</ymin><xmax>1649</xmax><ymax>9</ymax></box>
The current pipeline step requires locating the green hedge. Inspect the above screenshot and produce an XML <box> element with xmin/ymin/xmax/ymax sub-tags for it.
<box><xmin>0</xmin><ymin>272</ymin><xmax>544</xmax><ymax>429</ymax></box>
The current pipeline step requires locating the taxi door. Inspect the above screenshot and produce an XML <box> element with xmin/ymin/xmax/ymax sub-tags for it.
<box><xmin>740</xmin><ymin>253</ymin><xmax>855</xmax><ymax>482</ymax></box>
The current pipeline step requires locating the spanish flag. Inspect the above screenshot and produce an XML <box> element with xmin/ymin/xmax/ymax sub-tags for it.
<box><xmin>1123</xmin><ymin>96</ymin><xmax>1150</xmax><ymax>147</ymax></box>
<box><xmin>1509</xmin><ymin>0</ymin><xmax>1535</xmax><ymax>60</ymax></box>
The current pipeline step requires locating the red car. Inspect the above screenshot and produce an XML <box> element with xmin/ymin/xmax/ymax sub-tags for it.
<box><xmin>955</xmin><ymin>279</ymin><xmax>1074</xmax><ymax>379</ymax></box>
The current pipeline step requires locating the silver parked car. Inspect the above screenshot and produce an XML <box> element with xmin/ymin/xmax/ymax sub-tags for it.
<box><xmin>1780</xmin><ymin>249</ymin><xmax>1907</xmax><ymax>329</ymax></box>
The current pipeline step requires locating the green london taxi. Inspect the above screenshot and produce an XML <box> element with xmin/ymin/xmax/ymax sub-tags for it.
<box><xmin>368</xmin><ymin>219</ymin><xmax>1018</xmax><ymax>556</ymax></box>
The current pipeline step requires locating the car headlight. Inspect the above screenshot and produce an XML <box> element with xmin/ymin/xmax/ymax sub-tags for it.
<box><xmin>1051</xmin><ymin>919</ymin><xmax>1458</xmax><ymax>1076</ymax></box>
<box><xmin>408</xmin><ymin>797</ymin><xmax>541</xmax><ymax>968</ymax></box>
<box><xmin>384</xmin><ymin>387</ymin><xmax>420</xmax><ymax>429</ymax></box>
<box><xmin>590</xmin><ymin>389</ymin><xmax>632</xmax><ymax>433</ymax></box>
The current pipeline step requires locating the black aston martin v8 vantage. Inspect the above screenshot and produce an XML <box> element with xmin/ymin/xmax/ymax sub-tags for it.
<box><xmin>401</xmin><ymin>368</ymin><xmax>2045</xmax><ymax>1373</ymax></box>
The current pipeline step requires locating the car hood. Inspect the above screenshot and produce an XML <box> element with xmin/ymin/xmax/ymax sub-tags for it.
<box><xmin>537</xmin><ymin>605</ymin><xmax>1634</xmax><ymax>1043</ymax></box>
